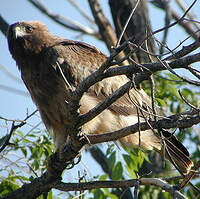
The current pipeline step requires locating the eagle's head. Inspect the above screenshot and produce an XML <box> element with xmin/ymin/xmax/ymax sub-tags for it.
<box><xmin>7</xmin><ymin>21</ymin><xmax>52</xmax><ymax>60</ymax></box>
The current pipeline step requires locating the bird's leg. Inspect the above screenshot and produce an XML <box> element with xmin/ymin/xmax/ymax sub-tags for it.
<box><xmin>47</xmin><ymin>131</ymin><xmax>86</xmax><ymax>179</ymax></box>
<box><xmin>58</xmin><ymin>129</ymin><xmax>88</xmax><ymax>169</ymax></box>
<box><xmin>47</xmin><ymin>151</ymin><xmax>64</xmax><ymax>180</ymax></box>
<box><xmin>47</xmin><ymin>143</ymin><xmax>82</xmax><ymax>179</ymax></box>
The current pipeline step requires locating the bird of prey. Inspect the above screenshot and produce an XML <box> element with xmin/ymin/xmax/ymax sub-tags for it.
<box><xmin>7</xmin><ymin>21</ymin><xmax>193</xmax><ymax>173</ymax></box>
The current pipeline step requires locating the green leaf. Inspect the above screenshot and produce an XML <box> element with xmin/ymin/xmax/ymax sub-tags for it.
<box><xmin>17</xmin><ymin>130</ymin><xmax>24</xmax><ymax>138</ymax></box>
<box><xmin>106</xmin><ymin>144</ymin><xmax>115</xmax><ymax>155</ymax></box>
<box><xmin>92</xmin><ymin>189</ymin><xmax>106</xmax><ymax>199</ymax></box>
<box><xmin>99</xmin><ymin>174</ymin><xmax>108</xmax><ymax>181</ymax></box>
<box><xmin>123</xmin><ymin>154</ymin><xmax>133</xmax><ymax>168</ymax></box>
<box><xmin>104</xmin><ymin>189</ymin><xmax>118</xmax><ymax>199</ymax></box>
<box><xmin>156</xmin><ymin>98</ymin><xmax>167</xmax><ymax>107</ymax></box>
<box><xmin>0</xmin><ymin>179</ymin><xmax>19</xmax><ymax>196</ymax></box>
<box><xmin>21</xmin><ymin>147</ymin><xmax>27</xmax><ymax>157</ymax></box>
<box><xmin>137</xmin><ymin>150</ymin><xmax>145</xmax><ymax>167</ymax></box>
<box><xmin>47</xmin><ymin>190</ymin><xmax>53</xmax><ymax>199</ymax></box>
<box><xmin>107</xmin><ymin>151</ymin><xmax>116</xmax><ymax>170</ymax></box>
<box><xmin>112</xmin><ymin>162</ymin><xmax>123</xmax><ymax>180</ymax></box>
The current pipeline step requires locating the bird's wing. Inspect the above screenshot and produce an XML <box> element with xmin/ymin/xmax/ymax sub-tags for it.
<box><xmin>44</xmin><ymin>39</ymin><xmax>193</xmax><ymax>173</ymax></box>
<box><xmin>44</xmin><ymin>38</ymin><xmax>153</xmax><ymax>117</ymax></box>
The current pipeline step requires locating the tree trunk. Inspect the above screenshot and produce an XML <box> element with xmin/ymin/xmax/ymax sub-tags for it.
<box><xmin>109</xmin><ymin>0</ymin><xmax>155</xmax><ymax>63</ymax></box>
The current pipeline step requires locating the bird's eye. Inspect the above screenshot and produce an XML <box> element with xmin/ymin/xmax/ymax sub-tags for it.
<box><xmin>25</xmin><ymin>25</ymin><xmax>33</xmax><ymax>33</ymax></box>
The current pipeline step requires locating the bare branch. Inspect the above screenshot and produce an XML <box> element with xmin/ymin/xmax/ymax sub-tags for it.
<box><xmin>89</xmin><ymin>146</ymin><xmax>134</xmax><ymax>198</ymax></box>
<box><xmin>28</xmin><ymin>0</ymin><xmax>99</xmax><ymax>37</ymax></box>
<box><xmin>157</xmin><ymin>58</ymin><xmax>200</xmax><ymax>86</ymax></box>
<box><xmin>0</xmin><ymin>64</ymin><xmax>22</xmax><ymax>83</ymax></box>
<box><xmin>116</xmin><ymin>0</ymin><xmax>141</xmax><ymax>47</ymax></box>
<box><xmin>165</xmin><ymin>38</ymin><xmax>200</xmax><ymax>61</ymax></box>
<box><xmin>53</xmin><ymin>178</ymin><xmax>186</xmax><ymax>199</ymax></box>
<box><xmin>159</xmin><ymin>0</ymin><xmax>171</xmax><ymax>56</ymax></box>
<box><xmin>66</xmin><ymin>0</ymin><xmax>94</xmax><ymax>24</ymax></box>
<box><xmin>88</xmin><ymin>0</ymin><xmax>117</xmax><ymax>51</ymax></box>
<box><xmin>178</xmin><ymin>89</ymin><xmax>199</xmax><ymax>110</ymax></box>
<box><xmin>87</xmin><ymin>110</ymin><xmax>200</xmax><ymax>145</ymax></box>
<box><xmin>78</xmin><ymin>81</ymin><xmax>131</xmax><ymax>127</ymax></box>
<box><xmin>146</xmin><ymin>0</ymin><xmax>198</xmax><ymax>44</ymax></box>
<box><xmin>175</xmin><ymin>0</ymin><xmax>200</xmax><ymax>30</ymax></box>
<box><xmin>151</xmin><ymin>0</ymin><xmax>199</xmax><ymax>40</ymax></box>
<box><xmin>88</xmin><ymin>0</ymin><xmax>128</xmax><ymax>65</ymax></box>
<box><xmin>187</xmin><ymin>66</ymin><xmax>200</xmax><ymax>80</ymax></box>
<box><xmin>0</xmin><ymin>15</ymin><xmax>9</xmax><ymax>36</ymax></box>
<box><xmin>0</xmin><ymin>84</ymin><xmax>29</xmax><ymax>97</ymax></box>
<box><xmin>0</xmin><ymin>110</ymin><xmax>38</xmax><ymax>153</ymax></box>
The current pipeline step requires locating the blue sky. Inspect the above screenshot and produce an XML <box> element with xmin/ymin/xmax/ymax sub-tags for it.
<box><xmin>0</xmin><ymin>0</ymin><xmax>200</xmax><ymax>185</ymax></box>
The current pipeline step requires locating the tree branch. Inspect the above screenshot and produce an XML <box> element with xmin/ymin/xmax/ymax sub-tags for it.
<box><xmin>52</xmin><ymin>177</ymin><xmax>186</xmax><ymax>199</ymax></box>
<box><xmin>87</xmin><ymin>110</ymin><xmax>200</xmax><ymax>144</ymax></box>
<box><xmin>151</xmin><ymin>0</ymin><xmax>199</xmax><ymax>40</ymax></box>
<box><xmin>0</xmin><ymin>15</ymin><xmax>9</xmax><ymax>36</ymax></box>
<box><xmin>89</xmin><ymin>146</ymin><xmax>134</xmax><ymax>199</ymax></box>
<box><xmin>88</xmin><ymin>0</ymin><xmax>129</xmax><ymax>65</ymax></box>
<box><xmin>28</xmin><ymin>0</ymin><xmax>99</xmax><ymax>38</ymax></box>
<box><xmin>0</xmin><ymin>110</ymin><xmax>38</xmax><ymax>153</ymax></box>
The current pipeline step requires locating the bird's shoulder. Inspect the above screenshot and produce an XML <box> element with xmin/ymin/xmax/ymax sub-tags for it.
<box><xmin>42</xmin><ymin>36</ymin><xmax>107</xmax><ymax>84</ymax></box>
<box><xmin>45</xmin><ymin>36</ymin><xmax>106</xmax><ymax>62</ymax></box>
<box><xmin>43</xmin><ymin>37</ymin><xmax>153</xmax><ymax>117</ymax></box>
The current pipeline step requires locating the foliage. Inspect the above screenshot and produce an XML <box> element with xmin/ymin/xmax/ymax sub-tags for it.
<box><xmin>1</xmin><ymin>0</ymin><xmax>200</xmax><ymax>198</ymax></box>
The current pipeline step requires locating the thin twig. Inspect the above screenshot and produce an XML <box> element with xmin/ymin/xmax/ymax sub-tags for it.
<box><xmin>116</xmin><ymin>0</ymin><xmax>141</xmax><ymax>47</ymax></box>
<box><xmin>151</xmin><ymin>0</ymin><xmax>199</xmax><ymax>40</ymax></box>
<box><xmin>187</xmin><ymin>66</ymin><xmax>200</xmax><ymax>80</ymax></box>
<box><xmin>159</xmin><ymin>0</ymin><xmax>171</xmax><ymax>56</ymax></box>
<box><xmin>66</xmin><ymin>0</ymin><xmax>94</xmax><ymax>24</ymax></box>
<box><xmin>28</xmin><ymin>0</ymin><xmax>98</xmax><ymax>37</ymax></box>
<box><xmin>157</xmin><ymin>57</ymin><xmax>200</xmax><ymax>86</ymax></box>
<box><xmin>145</xmin><ymin>0</ymin><xmax>198</xmax><ymax>45</ymax></box>
<box><xmin>88</xmin><ymin>0</ymin><xmax>128</xmax><ymax>65</ymax></box>
<box><xmin>178</xmin><ymin>89</ymin><xmax>199</xmax><ymax>110</ymax></box>
<box><xmin>0</xmin><ymin>110</ymin><xmax>38</xmax><ymax>153</ymax></box>
<box><xmin>175</xmin><ymin>0</ymin><xmax>200</xmax><ymax>30</ymax></box>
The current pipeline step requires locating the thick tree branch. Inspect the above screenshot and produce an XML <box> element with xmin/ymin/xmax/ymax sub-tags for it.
<box><xmin>88</xmin><ymin>0</ymin><xmax>117</xmax><ymax>51</ymax></box>
<box><xmin>78</xmin><ymin>81</ymin><xmax>131</xmax><ymax>127</ymax></box>
<box><xmin>2</xmin><ymin>2</ymin><xmax>200</xmax><ymax>198</ymax></box>
<box><xmin>75</xmin><ymin>50</ymin><xmax>200</xmax><ymax>128</ymax></box>
<box><xmin>52</xmin><ymin>178</ymin><xmax>186</xmax><ymax>199</ymax></box>
<box><xmin>88</xmin><ymin>0</ymin><xmax>129</xmax><ymax>65</ymax></box>
<box><xmin>165</xmin><ymin>38</ymin><xmax>200</xmax><ymax>61</ymax></box>
<box><xmin>0</xmin><ymin>15</ymin><xmax>9</xmax><ymax>36</ymax></box>
<box><xmin>109</xmin><ymin>0</ymin><xmax>156</xmax><ymax>63</ymax></box>
<box><xmin>2</xmin><ymin>136</ymin><xmax>86</xmax><ymax>199</ymax></box>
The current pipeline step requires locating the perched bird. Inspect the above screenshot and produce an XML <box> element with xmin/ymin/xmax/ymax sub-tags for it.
<box><xmin>7</xmin><ymin>21</ymin><xmax>193</xmax><ymax>173</ymax></box>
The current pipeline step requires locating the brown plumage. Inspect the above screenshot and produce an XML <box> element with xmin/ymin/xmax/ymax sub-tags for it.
<box><xmin>7</xmin><ymin>21</ymin><xmax>193</xmax><ymax>173</ymax></box>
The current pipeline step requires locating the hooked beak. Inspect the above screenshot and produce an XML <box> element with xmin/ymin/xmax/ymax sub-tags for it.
<box><xmin>12</xmin><ymin>25</ymin><xmax>24</xmax><ymax>39</ymax></box>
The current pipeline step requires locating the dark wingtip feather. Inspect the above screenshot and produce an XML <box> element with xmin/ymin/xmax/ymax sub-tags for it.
<box><xmin>162</xmin><ymin>130</ymin><xmax>193</xmax><ymax>174</ymax></box>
